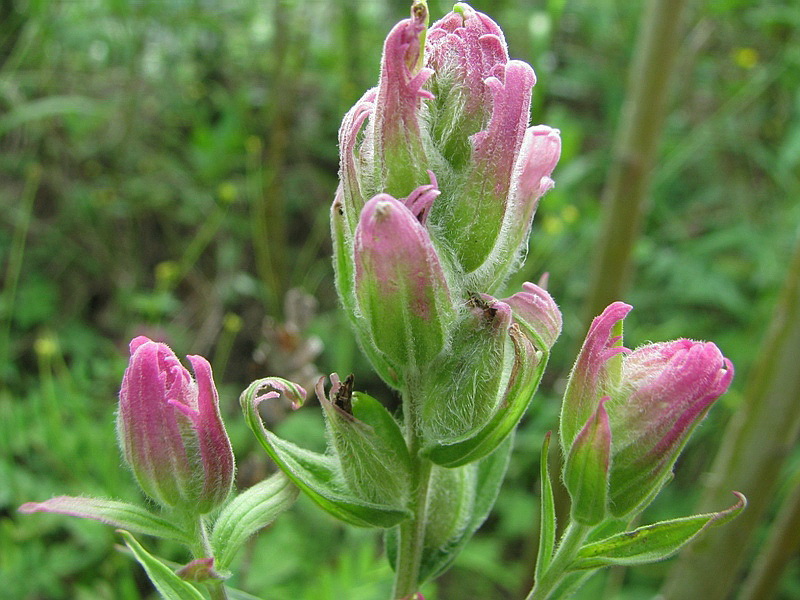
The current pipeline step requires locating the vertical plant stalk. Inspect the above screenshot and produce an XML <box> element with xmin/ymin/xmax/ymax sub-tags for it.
<box><xmin>0</xmin><ymin>164</ymin><xmax>40</xmax><ymax>388</ymax></box>
<box><xmin>392</xmin><ymin>383</ymin><xmax>434</xmax><ymax>600</ymax></box>
<box><xmin>738</xmin><ymin>477</ymin><xmax>800</xmax><ymax>600</ymax></box>
<box><xmin>250</xmin><ymin>2</ymin><xmax>303</xmax><ymax>319</ymax></box>
<box><xmin>660</xmin><ymin>234</ymin><xmax>800</xmax><ymax>600</ymax></box>
<box><xmin>582</xmin><ymin>0</ymin><xmax>689</xmax><ymax>323</ymax></box>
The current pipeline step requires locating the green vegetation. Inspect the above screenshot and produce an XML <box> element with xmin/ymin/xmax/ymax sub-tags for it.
<box><xmin>2</xmin><ymin>0</ymin><xmax>798</xmax><ymax>598</ymax></box>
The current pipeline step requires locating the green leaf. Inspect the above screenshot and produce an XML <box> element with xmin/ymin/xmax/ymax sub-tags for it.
<box><xmin>118</xmin><ymin>530</ymin><xmax>205</xmax><ymax>600</ymax></box>
<box><xmin>0</xmin><ymin>95</ymin><xmax>102</xmax><ymax>135</ymax></box>
<box><xmin>569</xmin><ymin>492</ymin><xmax>747</xmax><ymax>570</ymax></box>
<box><xmin>423</xmin><ymin>327</ymin><xmax>548</xmax><ymax>467</ymax></box>
<box><xmin>19</xmin><ymin>496</ymin><xmax>191</xmax><ymax>544</ymax></box>
<box><xmin>240</xmin><ymin>379</ymin><xmax>411</xmax><ymax>528</ymax></box>
<box><xmin>535</xmin><ymin>432</ymin><xmax>557</xmax><ymax>580</ymax></box>
<box><xmin>211</xmin><ymin>472</ymin><xmax>299</xmax><ymax>571</ymax></box>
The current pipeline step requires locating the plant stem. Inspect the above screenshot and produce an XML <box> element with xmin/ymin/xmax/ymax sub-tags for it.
<box><xmin>391</xmin><ymin>382</ymin><xmax>434</xmax><ymax>600</ymax></box>
<box><xmin>190</xmin><ymin>515</ymin><xmax>229</xmax><ymax>600</ymax></box>
<box><xmin>0</xmin><ymin>163</ymin><xmax>39</xmax><ymax>390</ymax></box>
<box><xmin>526</xmin><ymin>522</ymin><xmax>591</xmax><ymax>600</ymax></box>
<box><xmin>738</xmin><ymin>477</ymin><xmax>800</xmax><ymax>600</ymax></box>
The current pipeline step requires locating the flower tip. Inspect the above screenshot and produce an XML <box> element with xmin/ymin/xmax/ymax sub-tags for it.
<box><xmin>536</xmin><ymin>272</ymin><xmax>550</xmax><ymax>290</ymax></box>
<box><xmin>600</xmin><ymin>301</ymin><xmax>634</xmax><ymax>324</ymax></box>
<box><xmin>411</xmin><ymin>0</ymin><xmax>428</xmax><ymax>24</ymax></box>
<box><xmin>129</xmin><ymin>335</ymin><xmax>152</xmax><ymax>355</ymax></box>
<box><xmin>717</xmin><ymin>356</ymin><xmax>735</xmax><ymax>393</ymax></box>
<box><xmin>17</xmin><ymin>502</ymin><xmax>40</xmax><ymax>514</ymax></box>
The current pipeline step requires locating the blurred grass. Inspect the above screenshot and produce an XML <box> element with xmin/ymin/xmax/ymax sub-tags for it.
<box><xmin>1</xmin><ymin>0</ymin><xmax>799</xmax><ymax>598</ymax></box>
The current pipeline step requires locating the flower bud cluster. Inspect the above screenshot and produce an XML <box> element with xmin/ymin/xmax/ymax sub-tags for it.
<box><xmin>332</xmin><ymin>2</ymin><xmax>562</xmax><ymax>457</ymax></box>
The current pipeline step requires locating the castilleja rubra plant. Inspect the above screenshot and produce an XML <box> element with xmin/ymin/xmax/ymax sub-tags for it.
<box><xmin>20</xmin><ymin>3</ymin><xmax>744</xmax><ymax>599</ymax></box>
<box><xmin>21</xmin><ymin>341</ymin><xmax>300</xmax><ymax>600</ymax></box>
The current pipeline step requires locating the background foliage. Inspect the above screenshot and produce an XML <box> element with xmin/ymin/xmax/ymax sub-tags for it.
<box><xmin>2</xmin><ymin>0</ymin><xmax>798</xmax><ymax>598</ymax></box>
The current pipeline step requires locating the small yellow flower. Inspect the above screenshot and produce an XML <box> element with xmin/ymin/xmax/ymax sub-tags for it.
<box><xmin>734</xmin><ymin>47</ymin><xmax>759</xmax><ymax>69</ymax></box>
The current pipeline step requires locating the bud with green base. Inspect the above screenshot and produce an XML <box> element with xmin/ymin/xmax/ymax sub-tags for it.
<box><xmin>21</xmin><ymin>339</ymin><xmax>299</xmax><ymax>600</ymax></box>
<box><xmin>526</xmin><ymin>303</ymin><xmax>744</xmax><ymax>600</ymax></box>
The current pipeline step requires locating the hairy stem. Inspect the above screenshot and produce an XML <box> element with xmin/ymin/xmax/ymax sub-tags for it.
<box><xmin>391</xmin><ymin>382</ymin><xmax>434</xmax><ymax>600</ymax></box>
<box><xmin>190</xmin><ymin>515</ymin><xmax>228</xmax><ymax>600</ymax></box>
<box><xmin>526</xmin><ymin>522</ymin><xmax>591</xmax><ymax>600</ymax></box>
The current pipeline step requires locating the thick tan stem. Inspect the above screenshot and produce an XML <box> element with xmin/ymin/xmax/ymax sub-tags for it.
<box><xmin>737</xmin><ymin>477</ymin><xmax>800</xmax><ymax>600</ymax></box>
<box><xmin>660</xmin><ymin>235</ymin><xmax>800</xmax><ymax>600</ymax></box>
<box><xmin>582</xmin><ymin>0</ymin><xmax>689</xmax><ymax>323</ymax></box>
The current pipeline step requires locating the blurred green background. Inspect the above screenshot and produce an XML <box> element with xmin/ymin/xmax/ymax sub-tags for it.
<box><xmin>2</xmin><ymin>0</ymin><xmax>799</xmax><ymax>598</ymax></box>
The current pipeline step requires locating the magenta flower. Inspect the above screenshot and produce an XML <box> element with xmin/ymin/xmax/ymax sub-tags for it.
<box><xmin>561</xmin><ymin>302</ymin><xmax>734</xmax><ymax>518</ymax></box>
<box><xmin>117</xmin><ymin>336</ymin><xmax>234</xmax><ymax>514</ymax></box>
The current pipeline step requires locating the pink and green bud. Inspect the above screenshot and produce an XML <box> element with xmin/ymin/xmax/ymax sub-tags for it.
<box><xmin>117</xmin><ymin>336</ymin><xmax>234</xmax><ymax>514</ymax></box>
<box><xmin>560</xmin><ymin>302</ymin><xmax>631</xmax><ymax>451</ymax></box>
<box><xmin>560</xmin><ymin>303</ymin><xmax>734</xmax><ymax>517</ymax></box>
<box><xmin>423</xmin><ymin>5</ymin><xmax>559</xmax><ymax>282</ymax></box>
<box><xmin>608</xmin><ymin>338</ymin><xmax>733</xmax><ymax>515</ymax></box>
<box><xmin>354</xmin><ymin>187</ymin><xmax>455</xmax><ymax>370</ymax></box>
<box><xmin>491</xmin><ymin>126</ymin><xmax>562</xmax><ymax>286</ymax></box>
<box><xmin>425</xmin><ymin>3</ymin><xmax>511</xmax><ymax>169</ymax></box>
<box><xmin>337</xmin><ymin>91</ymin><xmax>377</xmax><ymax>234</ymax></box>
<box><xmin>371</xmin><ymin>1</ymin><xmax>433</xmax><ymax>198</ymax></box>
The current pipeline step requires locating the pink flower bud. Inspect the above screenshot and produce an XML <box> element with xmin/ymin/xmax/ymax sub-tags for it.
<box><xmin>608</xmin><ymin>338</ymin><xmax>733</xmax><ymax>515</ymax></box>
<box><xmin>426</xmin><ymin>5</ymin><xmax>540</xmax><ymax>276</ymax></box>
<box><xmin>561</xmin><ymin>303</ymin><xmax>734</xmax><ymax>517</ymax></box>
<box><xmin>428</xmin><ymin>5</ymin><xmax>508</xmax><ymax>110</ymax></box>
<box><xmin>354</xmin><ymin>187</ymin><xmax>455</xmax><ymax>369</ymax></box>
<box><xmin>371</xmin><ymin>4</ymin><xmax>433</xmax><ymax>198</ymax></box>
<box><xmin>499</xmin><ymin>126</ymin><xmax>562</xmax><ymax>278</ymax></box>
<box><xmin>117</xmin><ymin>336</ymin><xmax>234</xmax><ymax>513</ymax></box>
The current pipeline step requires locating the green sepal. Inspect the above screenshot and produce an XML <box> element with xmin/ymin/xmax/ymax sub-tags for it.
<box><xmin>118</xmin><ymin>530</ymin><xmax>205</xmax><ymax>600</ymax></box>
<box><xmin>323</xmin><ymin>389</ymin><xmax>413</xmax><ymax>506</ymax></box>
<box><xmin>535</xmin><ymin>432</ymin><xmax>557</xmax><ymax>580</ymax></box>
<box><xmin>331</xmin><ymin>195</ymin><xmax>401</xmax><ymax>389</ymax></box>
<box><xmin>387</xmin><ymin>434</ymin><xmax>514</xmax><ymax>584</ymax></box>
<box><xmin>18</xmin><ymin>496</ymin><xmax>191</xmax><ymax>545</ymax></box>
<box><xmin>241</xmin><ymin>379</ymin><xmax>410</xmax><ymax>528</ymax></box>
<box><xmin>569</xmin><ymin>492</ymin><xmax>747</xmax><ymax>570</ymax></box>
<box><xmin>422</xmin><ymin>326</ymin><xmax>547</xmax><ymax>467</ymax></box>
<box><xmin>420</xmin><ymin>303</ymin><xmax>513</xmax><ymax>446</ymax></box>
<box><xmin>211</xmin><ymin>471</ymin><xmax>299</xmax><ymax>571</ymax></box>
<box><xmin>563</xmin><ymin>399</ymin><xmax>611</xmax><ymax>526</ymax></box>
